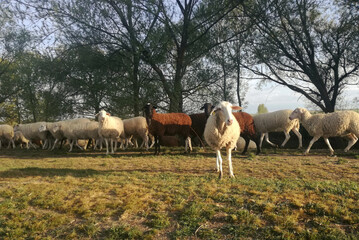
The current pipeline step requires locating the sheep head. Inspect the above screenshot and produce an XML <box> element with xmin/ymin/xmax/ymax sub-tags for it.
<box><xmin>289</xmin><ymin>108</ymin><xmax>305</xmax><ymax>121</ymax></box>
<box><xmin>211</xmin><ymin>101</ymin><xmax>242</xmax><ymax>126</ymax></box>
<box><xmin>143</xmin><ymin>103</ymin><xmax>157</xmax><ymax>126</ymax></box>
<box><xmin>200</xmin><ymin>103</ymin><xmax>214</xmax><ymax>118</ymax></box>
<box><xmin>53</xmin><ymin>124</ymin><xmax>61</xmax><ymax>133</ymax></box>
<box><xmin>13</xmin><ymin>124</ymin><xmax>20</xmax><ymax>132</ymax></box>
<box><xmin>97</xmin><ymin>110</ymin><xmax>111</xmax><ymax>124</ymax></box>
<box><xmin>38</xmin><ymin>124</ymin><xmax>47</xmax><ymax>132</ymax></box>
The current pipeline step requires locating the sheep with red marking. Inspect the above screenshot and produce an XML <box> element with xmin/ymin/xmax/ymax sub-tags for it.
<box><xmin>143</xmin><ymin>103</ymin><xmax>192</xmax><ymax>155</ymax></box>
<box><xmin>189</xmin><ymin>103</ymin><xmax>214</xmax><ymax>147</ymax></box>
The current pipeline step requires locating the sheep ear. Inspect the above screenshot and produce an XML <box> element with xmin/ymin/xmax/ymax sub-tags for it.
<box><xmin>200</xmin><ymin>105</ymin><xmax>204</xmax><ymax>110</ymax></box>
<box><xmin>106</xmin><ymin>112</ymin><xmax>111</xmax><ymax>116</ymax></box>
<box><xmin>232</xmin><ymin>106</ymin><xmax>242</xmax><ymax>111</ymax></box>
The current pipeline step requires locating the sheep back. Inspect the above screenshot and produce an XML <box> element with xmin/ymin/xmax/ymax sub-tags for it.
<box><xmin>98</xmin><ymin>116</ymin><xmax>124</xmax><ymax>139</ymax></box>
<box><xmin>253</xmin><ymin>109</ymin><xmax>298</xmax><ymax>133</ymax></box>
<box><xmin>123</xmin><ymin>117</ymin><xmax>148</xmax><ymax>138</ymax></box>
<box><xmin>233</xmin><ymin>112</ymin><xmax>256</xmax><ymax>137</ymax></box>
<box><xmin>302</xmin><ymin>110</ymin><xmax>359</xmax><ymax>138</ymax></box>
<box><xmin>0</xmin><ymin>124</ymin><xmax>14</xmax><ymax>141</ymax></box>
<box><xmin>14</xmin><ymin>122</ymin><xmax>48</xmax><ymax>141</ymax></box>
<box><xmin>149</xmin><ymin>112</ymin><xmax>192</xmax><ymax>137</ymax></box>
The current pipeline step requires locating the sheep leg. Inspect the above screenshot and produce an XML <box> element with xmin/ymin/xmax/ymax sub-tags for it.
<box><xmin>254</xmin><ymin>133</ymin><xmax>261</xmax><ymax>155</ymax></box>
<box><xmin>51</xmin><ymin>139</ymin><xmax>59</xmax><ymax>150</ymax></box>
<box><xmin>143</xmin><ymin>134</ymin><xmax>149</xmax><ymax>151</ymax></box>
<box><xmin>149</xmin><ymin>135</ymin><xmax>155</xmax><ymax>148</ymax></box>
<box><xmin>75</xmin><ymin>140</ymin><xmax>84</xmax><ymax>151</ymax></box>
<box><xmin>11</xmin><ymin>139</ymin><xmax>15</xmax><ymax>149</ymax></box>
<box><xmin>241</xmin><ymin>136</ymin><xmax>250</xmax><ymax>155</ymax></box>
<box><xmin>323</xmin><ymin>138</ymin><xmax>335</xmax><ymax>156</ymax></box>
<box><xmin>113</xmin><ymin>138</ymin><xmax>117</xmax><ymax>153</ymax></box>
<box><xmin>259</xmin><ymin>133</ymin><xmax>265</xmax><ymax>149</ymax></box>
<box><xmin>42</xmin><ymin>139</ymin><xmax>48</xmax><ymax>149</ymax></box>
<box><xmin>344</xmin><ymin>134</ymin><xmax>358</xmax><ymax>152</ymax></box>
<box><xmin>216</xmin><ymin>150</ymin><xmax>223</xmax><ymax>179</ymax></box>
<box><xmin>0</xmin><ymin>140</ymin><xmax>2</xmax><ymax>149</ymax></box>
<box><xmin>227</xmin><ymin>147</ymin><xmax>235</xmax><ymax>178</ymax></box>
<box><xmin>265</xmin><ymin>133</ymin><xmax>278</xmax><ymax>147</ymax></box>
<box><xmin>68</xmin><ymin>140</ymin><xmax>75</xmax><ymax>152</ymax></box>
<box><xmin>29</xmin><ymin>141</ymin><xmax>37</xmax><ymax>149</ymax></box>
<box><xmin>154</xmin><ymin>136</ymin><xmax>160</xmax><ymax>155</ymax></box>
<box><xmin>185</xmin><ymin>137</ymin><xmax>192</xmax><ymax>153</ymax></box>
<box><xmin>189</xmin><ymin>137</ymin><xmax>193</xmax><ymax>151</ymax></box>
<box><xmin>104</xmin><ymin>138</ymin><xmax>109</xmax><ymax>154</ymax></box>
<box><xmin>291</xmin><ymin>128</ymin><xmax>303</xmax><ymax>149</ymax></box>
<box><xmin>280</xmin><ymin>132</ymin><xmax>291</xmax><ymax>148</ymax></box>
<box><xmin>305</xmin><ymin>136</ymin><xmax>320</xmax><ymax>155</ymax></box>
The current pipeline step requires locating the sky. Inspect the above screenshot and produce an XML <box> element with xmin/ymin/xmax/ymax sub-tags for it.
<box><xmin>242</xmin><ymin>81</ymin><xmax>359</xmax><ymax>114</ymax></box>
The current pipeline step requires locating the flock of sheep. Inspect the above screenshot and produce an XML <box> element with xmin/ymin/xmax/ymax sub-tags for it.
<box><xmin>1</xmin><ymin>101</ymin><xmax>359</xmax><ymax>178</ymax></box>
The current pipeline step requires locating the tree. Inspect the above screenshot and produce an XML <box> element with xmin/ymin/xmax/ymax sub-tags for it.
<box><xmin>142</xmin><ymin>0</ymin><xmax>243</xmax><ymax>112</ymax></box>
<box><xmin>257</xmin><ymin>103</ymin><xmax>268</xmax><ymax>114</ymax></box>
<box><xmin>241</xmin><ymin>0</ymin><xmax>359</xmax><ymax>112</ymax></box>
<box><xmin>0</xmin><ymin>3</ymin><xmax>31</xmax><ymax>105</ymax></box>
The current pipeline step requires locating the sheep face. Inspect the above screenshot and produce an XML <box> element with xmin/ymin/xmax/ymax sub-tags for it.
<box><xmin>97</xmin><ymin>110</ymin><xmax>110</xmax><ymax>124</ymax></box>
<box><xmin>143</xmin><ymin>103</ymin><xmax>157</xmax><ymax>125</ymax></box>
<box><xmin>289</xmin><ymin>108</ymin><xmax>304</xmax><ymax>121</ymax></box>
<box><xmin>38</xmin><ymin>124</ymin><xmax>47</xmax><ymax>132</ymax></box>
<box><xmin>212</xmin><ymin>101</ymin><xmax>242</xmax><ymax>126</ymax></box>
<box><xmin>53</xmin><ymin>124</ymin><xmax>61</xmax><ymax>133</ymax></box>
<box><xmin>13</xmin><ymin>124</ymin><xmax>20</xmax><ymax>132</ymax></box>
<box><xmin>200</xmin><ymin>103</ymin><xmax>214</xmax><ymax>118</ymax></box>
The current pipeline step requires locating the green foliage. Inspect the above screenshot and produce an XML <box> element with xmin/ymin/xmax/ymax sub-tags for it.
<box><xmin>257</xmin><ymin>103</ymin><xmax>269</xmax><ymax>114</ymax></box>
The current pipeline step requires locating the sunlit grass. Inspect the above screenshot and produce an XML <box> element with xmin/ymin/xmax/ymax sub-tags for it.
<box><xmin>0</xmin><ymin>147</ymin><xmax>358</xmax><ymax>239</ymax></box>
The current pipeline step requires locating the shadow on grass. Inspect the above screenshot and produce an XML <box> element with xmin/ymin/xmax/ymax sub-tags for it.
<box><xmin>0</xmin><ymin>167</ymin><xmax>105</xmax><ymax>178</ymax></box>
<box><xmin>0</xmin><ymin>166</ymin><xmax>217</xmax><ymax>179</ymax></box>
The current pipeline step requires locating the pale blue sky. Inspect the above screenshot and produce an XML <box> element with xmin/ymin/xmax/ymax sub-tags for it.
<box><xmin>243</xmin><ymin>81</ymin><xmax>359</xmax><ymax>114</ymax></box>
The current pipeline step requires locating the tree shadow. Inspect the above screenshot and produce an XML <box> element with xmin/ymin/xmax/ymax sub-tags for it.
<box><xmin>0</xmin><ymin>167</ymin><xmax>106</xmax><ymax>178</ymax></box>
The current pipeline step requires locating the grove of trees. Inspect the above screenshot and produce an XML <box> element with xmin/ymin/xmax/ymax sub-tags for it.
<box><xmin>0</xmin><ymin>0</ymin><xmax>358</xmax><ymax>123</ymax></box>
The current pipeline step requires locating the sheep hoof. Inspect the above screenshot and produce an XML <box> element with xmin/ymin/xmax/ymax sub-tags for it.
<box><xmin>218</xmin><ymin>172</ymin><xmax>223</xmax><ymax>179</ymax></box>
<box><xmin>230</xmin><ymin>175</ymin><xmax>235</xmax><ymax>179</ymax></box>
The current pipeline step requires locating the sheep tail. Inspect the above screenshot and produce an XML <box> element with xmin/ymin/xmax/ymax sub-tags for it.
<box><xmin>190</xmin><ymin>126</ymin><xmax>205</xmax><ymax>147</ymax></box>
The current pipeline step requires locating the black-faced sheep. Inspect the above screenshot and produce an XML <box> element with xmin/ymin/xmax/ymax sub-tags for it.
<box><xmin>204</xmin><ymin>101</ymin><xmax>241</xmax><ymax>179</ymax></box>
<box><xmin>289</xmin><ymin>108</ymin><xmax>359</xmax><ymax>155</ymax></box>
<box><xmin>143</xmin><ymin>103</ymin><xmax>192</xmax><ymax>155</ymax></box>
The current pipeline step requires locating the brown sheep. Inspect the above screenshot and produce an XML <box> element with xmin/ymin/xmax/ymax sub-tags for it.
<box><xmin>159</xmin><ymin>135</ymin><xmax>180</xmax><ymax>147</ymax></box>
<box><xmin>189</xmin><ymin>103</ymin><xmax>214</xmax><ymax>148</ymax></box>
<box><xmin>233</xmin><ymin>112</ymin><xmax>260</xmax><ymax>155</ymax></box>
<box><xmin>143</xmin><ymin>103</ymin><xmax>192</xmax><ymax>155</ymax></box>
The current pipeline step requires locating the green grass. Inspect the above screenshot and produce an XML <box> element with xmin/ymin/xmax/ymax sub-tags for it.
<box><xmin>0</xmin><ymin>147</ymin><xmax>359</xmax><ymax>239</ymax></box>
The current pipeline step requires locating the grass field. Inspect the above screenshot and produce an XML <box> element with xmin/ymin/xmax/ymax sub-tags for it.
<box><xmin>0</xmin><ymin>147</ymin><xmax>359</xmax><ymax>239</ymax></box>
